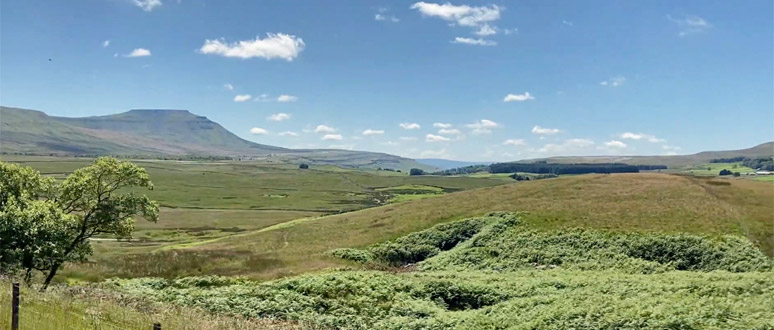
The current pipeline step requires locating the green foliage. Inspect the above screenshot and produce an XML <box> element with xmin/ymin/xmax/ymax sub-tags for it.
<box><xmin>719</xmin><ymin>169</ymin><xmax>733</xmax><ymax>176</ymax></box>
<box><xmin>409</xmin><ymin>168</ymin><xmax>425</xmax><ymax>176</ymax></box>
<box><xmin>0</xmin><ymin>157</ymin><xmax>159</xmax><ymax>288</ymax></box>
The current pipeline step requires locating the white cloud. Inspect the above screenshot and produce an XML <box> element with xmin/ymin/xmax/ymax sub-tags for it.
<box><xmin>253</xmin><ymin>94</ymin><xmax>271</xmax><ymax>102</ymax></box>
<box><xmin>433</xmin><ymin>122</ymin><xmax>452</xmax><ymax>128</ymax></box>
<box><xmin>267</xmin><ymin>113</ymin><xmax>291</xmax><ymax>121</ymax></box>
<box><xmin>399</xmin><ymin>136</ymin><xmax>418</xmax><ymax>141</ymax></box>
<box><xmin>474</xmin><ymin>24</ymin><xmax>497</xmax><ymax>36</ymax></box>
<box><xmin>503</xmin><ymin>139</ymin><xmax>526</xmax><ymax>146</ymax></box>
<box><xmin>133</xmin><ymin>0</ymin><xmax>161</xmax><ymax>11</ymax></box>
<box><xmin>451</xmin><ymin>37</ymin><xmax>496</xmax><ymax>46</ymax></box>
<box><xmin>400</xmin><ymin>122</ymin><xmax>421</xmax><ymax>130</ymax></box>
<box><xmin>322</xmin><ymin>134</ymin><xmax>343</xmax><ymax>141</ymax></box>
<box><xmin>620</xmin><ymin>132</ymin><xmax>665</xmax><ymax>143</ymax></box>
<box><xmin>102</xmin><ymin>40</ymin><xmax>110</xmax><ymax>47</ymax></box>
<box><xmin>503</xmin><ymin>28</ymin><xmax>517</xmax><ymax>35</ymax></box>
<box><xmin>531</xmin><ymin>125</ymin><xmax>561</xmax><ymax>135</ymax></box>
<box><xmin>600</xmin><ymin>76</ymin><xmax>626</xmax><ymax>87</ymax></box>
<box><xmin>668</xmin><ymin>15</ymin><xmax>711</xmax><ymax>36</ymax></box>
<box><xmin>438</xmin><ymin>128</ymin><xmax>461</xmax><ymax>135</ymax></box>
<box><xmin>603</xmin><ymin>140</ymin><xmax>627</xmax><ymax>148</ymax></box>
<box><xmin>503</xmin><ymin>92</ymin><xmax>534</xmax><ymax>102</ymax></box>
<box><xmin>467</xmin><ymin>119</ymin><xmax>499</xmax><ymax>135</ymax></box>
<box><xmin>126</xmin><ymin>48</ymin><xmax>151</xmax><ymax>57</ymax></box>
<box><xmin>223</xmin><ymin>83</ymin><xmax>234</xmax><ymax>91</ymax></box>
<box><xmin>277</xmin><ymin>94</ymin><xmax>298</xmax><ymax>102</ymax></box>
<box><xmin>362</xmin><ymin>129</ymin><xmax>385</xmax><ymax>136</ymax></box>
<box><xmin>199</xmin><ymin>33</ymin><xmax>305</xmax><ymax>61</ymax></box>
<box><xmin>314</xmin><ymin>125</ymin><xmax>337</xmax><ymax>134</ymax></box>
<box><xmin>562</xmin><ymin>19</ymin><xmax>574</xmax><ymax>26</ymax></box>
<box><xmin>250</xmin><ymin>127</ymin><xmax>268</xmax><ymax>135</ymax></box>
<box><xmin>234</xmin><ymin>94</ymin><xmax>252</xmax><ymax>102</ymax></box>
<box><xmin>278</xmin><ymin>131</ymin><xmax>299</xmax><ymax>137</ymax></box>
<box><xmin>426</xmin><ymin>134</ymin><xmax>451</xmax><ymax>142</ymax></box>
<box><xmin>539</xmin><ymin>138</ymin><xmax>595</xmax><ymax>154</ymax></box>
<box><xmin>411</xmin><ymin>2</ymin><xmax>501</xmax><ymax>27</ymax></box>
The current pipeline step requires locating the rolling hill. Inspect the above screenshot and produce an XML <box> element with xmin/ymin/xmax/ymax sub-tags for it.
<box><xmin>516</xmin><ymin>142</ymin><xmax>774</xmax><ymax>168</ymax></box>
<box><xmin>0</xmin><ymin>106</ymin><xmax>436</xmax><ymax>171</ymax></box>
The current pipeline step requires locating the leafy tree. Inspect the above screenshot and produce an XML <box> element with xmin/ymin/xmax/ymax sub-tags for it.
<box><xmin>409</xmin><ymin>168</ymin><xmax>425</xmax><ymax>176</ymax></box>
<box><xmin>718</xmin><ymin>169</ymin><xmax>733</xmax><ymax>176</ymax></box>
<box><xmin>299</xmin><ymin>163</ymin><xmax>309</xmax><ymax>169</ymax></box>
<box><xmin>0</xmin><ymin>158</ymin><xmax>159</xmax><ymax>290</ymax></box>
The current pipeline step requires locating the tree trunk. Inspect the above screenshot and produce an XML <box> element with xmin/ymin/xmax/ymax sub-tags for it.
<box><xmin>40</xmin><ymin>262</ymin><xmax>60</xmax><ymax>291</ymax></box>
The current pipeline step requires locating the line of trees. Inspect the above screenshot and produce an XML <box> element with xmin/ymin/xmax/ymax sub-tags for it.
<box><xmin>0</xmin><ymin>157</ymin><xmax>158</xmax><ymax>290</ymax></box>
<box><xmin>709</xmin><ymin>157</ymin><xmax>774</xmax><ymax>171</ymax></box>
<box><xmin>432</xmin><ymin>162</ymin><xmax>660</xmax><ymax>176</ymax></box>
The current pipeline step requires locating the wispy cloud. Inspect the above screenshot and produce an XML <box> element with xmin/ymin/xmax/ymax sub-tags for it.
<box><xmin>438</xmin><ymin>128</ymin><xmax>462</xmax><ymax>135</ymax></box>
<box><xmin>503</xmin><ymin>139</ymin><xmax>526</xmax><ymax>146</ymax></box>
<box><xmin>278</xmin><ymin>131</ymin><xmax>299</xmax><ymax>137</ymax></box>
<box><xmin>562</xmin><ymin>19</ymin><xmax>574</xmax><ymax>27</ymax></box>
<box><xmin>102</xmin><ymin>40</ymin><xmax>110</xmax><ymax>47</ymax></box>
<box><xmin>668</xmin><ymin>15</ymin><xmax>711</xmax><ymax>37</ymax></box>
<box><xmin>451</xmin><ymin>37</ymin><xmax>496</xmax><ymax>46</ymax></box>
<box><xmin>531</xmin><ymin>125</ymin><xmax>561</xmax><ymax>135</ymax></box>
<box><xmin>375</xmin><ymin>8</ymin><xmax>400</xmax><ymax>23</ymax></box>
<box><xmin>322</xmin><ymin>134</ymin><xmax>343</xmax><ymax>141</ymax></box>
<box><xmin>234</xmin><ymin>94</ymin><xmax>251</xmax><ymax>102</ymax></box>
<box><xmin>126</xmin><ymin>48</ymin><xmax>151</xmax><ymax>57</ymax></box>
<box><xmin>620</xmin><ymin>132</ymin><xmax>665</xmax><ymax>143</ymax></box>
<box><xmin>267</xmin><ymin>113</ymin><xmax>291</xmax><ymax>121</ymax></box>
<box><xmin>362</xmin><ymin>129</ymin><xmax>385</xmax><ymax>136</ymax></box>
<box><xmin>600</xmin><ymin>76</ymin><xmax>626</xmax><ymax>87</ymax></box>
<box><xmin>400</xmin><ymin>122</ymin><xmax>421</xmax><ymax>130</ymax></box>
<box><xmin>133</xmin><ymin>0</ymin><xmax>161</xmax><ymax>12</ymax></box>
<box><xmin>411</xmin><ymin>2</ymin><xmax>501</xmax><ymax>28</ymax></box>
<box><xmin>276</xmin><ymin>94</ymin><xmax>298</xmax><ymax>102</ymax></box>
<box><xmin>466</xmin><ymin>119</ymin><xmax>499</xmax><ymax>135</ymax></box>
<box><xmin>199</xmin><ymin>33</ymin><xmax>305</xmax><ymax>61</ymax></box>
<box><xmin>603</xmin><ymin>140</ymin><xmax>627</xmax><ymax>149</ymax></box>
<box><xmin>433</xmin><ymin>123</ymin><xmax>452</xmax><ymax>129</ymax></box>
<box><xmin>503</xmin><ymin>92</ymin><xmax>534</xmax><ymax>102</ymax></box>
<box><xmin>539</xmin><ymin>139</ymin><xmax>595</xmax><ymax>154</ymax></box>
<box><xmin>223</xmin><ymin>83</ymin><xmax>234</xmax><ymax>91</ymax></box>
<box><xmin>426</xmin><ymin>134</ymin><xmax>451</xmax><ymax>142</ymax></box>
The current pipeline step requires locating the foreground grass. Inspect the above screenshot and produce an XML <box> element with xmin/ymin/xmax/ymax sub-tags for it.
<box><xmin>0</xmin><ymin>280</ymin><xmax>301</xmax><ymax>330</ymax></box>
<box><xmin>103</xmin><ymin>214</ymin><xmax>774</xmax><ymax>329</ymax></box>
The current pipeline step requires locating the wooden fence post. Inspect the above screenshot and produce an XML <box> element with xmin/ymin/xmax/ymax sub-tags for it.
<box><xmin>153</xmin><ymin>322</ymin><xmax>161</xmax><ymax>330</ymax></box>
<box><xmin>11</xmin><ymin>282</ymin><xmax>19</xmax><ymax>330</ymax></box>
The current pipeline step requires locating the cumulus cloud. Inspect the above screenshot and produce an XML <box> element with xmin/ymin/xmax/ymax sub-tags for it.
<box><xmin>438</xmin><ymin>128</ymin><xmax>461</xmax><ymax>135</ymax></box>
<box><xmin>433</xmin><ymin>122</ymin><xmax>452</xmax><ymax>128</ymax></box>
<box><xmin>400</xmin><ymin>122</ymin><xmax>421</xmax><ymax>130</ymax></box>
<box><xmin>451</xmin><ymin>37</ymin><xmax>496</xmax><ymax>46</ymax></box>
<box><xmin>278</xmin><ymin>131</ymin><xmax>299</xmax><ymax>137</ymax></box>
<box><xmin>474</xmin><ymin>24</ymin><xmax>497</xmax><ymax>36</ymax></box>
<box><xmin>199</xmin><ymin>33</ymin><xmax>305</xmax><ymax>61</ymax></box>
<box><xmin>133</xmin><ymin>0</ymin><xmax>161</xmax><ymax>11</ymax></box>
<box><xmin>620</xmin><ymin>132</ymin><xmax>665</xmax><ymax>143</ymax></box>
<box><xmin>600</xmin><ymin>76</ymin><xmax>626</xmax><ymax>87</ymax></box>
<box><xmin>322</xmin><ymin>134</ymin><xmax>343</xmax><ymax>141</ymax></box>
<box><xmin>314</xmin><ymin>125</ymin><xmax>337</xmax><ymax>134</ymax></box>
<box><xmin>234</xmin><ymin>94</ymin><xmax>252</xmax><ymax>102</ymax></box>
<box><xmin>466</xmin><ymin>119</ymin><xmax>499</xmax><ymax>135</ymax></box>
<box><xmin>250</xmin><ymin>127</ymin><xmax>268</xmax><ymax>135</ymax></box>
<box><xmin>276</xmin><ymin>94</ymin><xmax>298</xmax><ymax>102</ymax></box>
<box><xmin>411</xmin><ymin>2</ymin><xmax>501</xmax><ymax>27</ymax></box>
<box><xmin>362</xmin><ymin>129</ymin><xmax>385</xmax><ymax>136</ymax></box>
<box><xmin>531</xmin><ymin>125</ymin><xmax>561</xmax><ymax>135</ymax></box>
<box><xmin>503</xmin><ymin>139</ymin><xmax>526</xmax><ymax>146</ymax></box>
<box><xmin>267</xmin><ymin>113</ymin><xmax>291</xmax><ymax>121</ymax></box>
<box><xmin>668</xmin><ymin>15</ymin><xmax>711</xmax><ymax>36</ymax></box>
<box><xmin>503</xmin><ymin>92</ymin><xmax>534</xmax><ymax>102</ymax></box>
<box><xmin>102</xmin><ymin>40</ymin><xmax>110</xmax><ymax>47</ymax></box>
<box><xmin>126</xmin><ymin>48</ymin><xmax>151</xmax><ymax>57</ymax></box>
<box><xmin>426</xmin><ymin>134</ymin><xmax>451</xmax><ymax>142</ymax></box>
<box><xmin>603</xmin><ymin>140</ymin><xmax>627</xmax><ymax>148</ymax></box>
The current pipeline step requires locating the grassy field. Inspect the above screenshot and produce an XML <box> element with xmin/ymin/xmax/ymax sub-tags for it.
<box><xmin>683</xmin><ymin>162</ymin><xmax>757</xmax><ymax>176</ymax></box>
<box><xmin>79</xmin><ymin>172</ymin><xmax>771</xmax><ymax>281</ymax></box>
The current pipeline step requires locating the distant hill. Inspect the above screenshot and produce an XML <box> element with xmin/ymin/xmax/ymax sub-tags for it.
<box><xmin>516</xmin><ymin>142</ymin><xmax>774</xmax><ymax>168</ymax></box>
<box><xmin>0</xmin><ymin>106</ymin><xmax>436</xmax><ymax>171</ymax></box>
<box><xmin>416</xmin><ymin>158</ymin><xmax>490</xmax><ymax>170</ymax></box>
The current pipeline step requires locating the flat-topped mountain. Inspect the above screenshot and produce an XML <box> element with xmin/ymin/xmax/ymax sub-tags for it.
<box><xmin>0</xmin><ymin>106</ymin><xmax>435</xmax><ymax>171</ymax></box>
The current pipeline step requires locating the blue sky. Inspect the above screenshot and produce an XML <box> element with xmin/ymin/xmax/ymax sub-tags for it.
<box><xmin>1</xmin><ymin>0</ymin><xmax>772</xmax><ymax>161</ymax></box>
